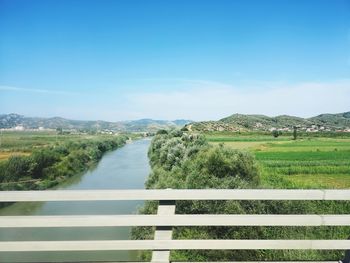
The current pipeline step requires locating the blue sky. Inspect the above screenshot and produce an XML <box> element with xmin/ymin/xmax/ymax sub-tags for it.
<box><xmin>0</xmin><ymin>0</ymin><xmax>349</xmax><ymax>121</ymax></box>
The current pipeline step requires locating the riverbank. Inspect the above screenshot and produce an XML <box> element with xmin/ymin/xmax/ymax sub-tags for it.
<box><xmin>0</xmin><ymin>135</ymin><xmax>129</xmax><ymax>192</ymax></box>
<box><xmin>0</xmin><ymin>139</ymin><xmax>151</xmax><ymax>263</ymax></box>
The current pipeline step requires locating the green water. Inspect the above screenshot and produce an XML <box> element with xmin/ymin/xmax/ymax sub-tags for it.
<box><xmin>0</xmin><ymin>139</ymin><xmax>151</xmax><ymax>262</ymax></box>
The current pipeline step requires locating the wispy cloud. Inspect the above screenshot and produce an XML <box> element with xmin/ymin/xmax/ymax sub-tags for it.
<box><xmin>0</xmin><ymin>85</ymin><xmax>80</xmax><ymax>95</ymax></box>
<box><xmin>1</xmin><ymin>80</ymin><xmax>349</xmax><ymax>122</ymax></box>
<box><xmin>126</xmin><ymin>79</ymin><xmax>350</xmax><ymax>121</ymax></box>
<box><xmin>136</xmin><ymin>78</ymin><xmax>233</xmax><ymax>89</ymax></box>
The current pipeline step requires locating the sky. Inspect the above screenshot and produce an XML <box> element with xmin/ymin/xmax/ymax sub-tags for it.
<box><xmin>0</xmin><ymin>0</ymin><xmax>349</xmax><ymax>121</ymax></box>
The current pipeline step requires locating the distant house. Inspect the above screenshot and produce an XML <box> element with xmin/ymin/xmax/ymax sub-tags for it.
<box><xmin>306</xmin><ymin>127</ymin><xmax>318</xmax><ymax>132</ymax></box>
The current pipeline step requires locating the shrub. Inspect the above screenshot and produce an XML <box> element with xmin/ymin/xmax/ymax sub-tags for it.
<box><xmin>185</xmin><ymin>146</ymin><xmax>259</xmax><ymax>188</ymax></box>
<box><xmin>272</xmin><ymin>130</ymin><xmax>282</xmax><ymax>138</ymax></box>
<box><xmin>0</xmin><ymin>156</ymin><xmax>31</xmax><ymax>183</ymax></box>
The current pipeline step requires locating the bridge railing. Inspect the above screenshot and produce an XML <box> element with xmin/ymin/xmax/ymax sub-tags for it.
<box><xmin>0</xmin><ymin>189</ymin><xmax>349</xmax><ymax>263</ymax></box>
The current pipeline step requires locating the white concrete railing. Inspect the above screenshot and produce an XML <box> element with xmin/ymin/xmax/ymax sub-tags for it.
<box><xmin>0</xmin><ymin>189</ymin><xmax>349</xmax><ymax>263</ymax></box>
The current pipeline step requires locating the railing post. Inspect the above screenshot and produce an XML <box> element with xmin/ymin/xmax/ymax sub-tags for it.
<box><xmin>151</xmin><ymin>199</ymin><xmax>176</xmax><ymax>263</ymax></box>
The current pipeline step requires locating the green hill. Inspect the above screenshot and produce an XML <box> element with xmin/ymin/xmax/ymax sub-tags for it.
<box><xmin>187</xmin><ymin>112</ymin><xmax>350</xmax><ymax>132</ymax></box>
<box><xmin>309</xmin><ymin>112</ymin><xmax>350</xmax><ymax>127</ymax></box>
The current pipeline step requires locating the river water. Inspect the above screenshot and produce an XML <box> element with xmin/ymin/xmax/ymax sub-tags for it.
<box><xmin>0</xmin><ymin>139</ymin><xmax>151</xmax><ymax>262</ymax></box>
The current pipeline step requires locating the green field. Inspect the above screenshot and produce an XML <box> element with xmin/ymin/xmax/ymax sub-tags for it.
<box><xmin>206</xmin><ymin>133</ymin><xmax>350</xmax><ymax>189</ymax></box>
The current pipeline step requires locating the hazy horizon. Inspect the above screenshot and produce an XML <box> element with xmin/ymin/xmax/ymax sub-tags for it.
<box><xmin>2</xmin><ymin>108</ymin><xmax>350</xmax><ymax>123</ymax></box>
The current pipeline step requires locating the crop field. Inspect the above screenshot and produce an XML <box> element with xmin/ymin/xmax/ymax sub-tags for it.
<box><xmin>1</xmin><ymin>131</ymin><xmax>93</xmax><ymax>150</ymax></box>
<box><xmin>206</xmin><ymin>133</ymin><xmax>350</xmax><ymax>189</ymax></box>
<box><xmin>206</xmin><ymin>133</ymin><xmax>287</xmax><ymax>150</ymax></box>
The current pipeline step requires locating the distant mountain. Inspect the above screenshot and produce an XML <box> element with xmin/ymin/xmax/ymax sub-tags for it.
<box><xmin>187</xmin><ymin>112</ymin><xmax>350</xmax><ymax>132</ymax></box>
<box><xmin>3</xmin><ymin>112</ymin><xmax>349</xmax><ymax>133</ymax></box>
<box><xmin>0</xmin><ymin>114</ymin><xmax>192</xmax><ymax>132</ymax></box>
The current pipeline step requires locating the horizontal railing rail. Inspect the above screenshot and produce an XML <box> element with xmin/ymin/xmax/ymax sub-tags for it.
<box><xmin>1</xmin><ymin>240</ymin><xmax>350</xmax><ymax>251</ymax></box>
<box><xmin>0</xmin><ymin>189</ymin><xmax>349</xmax><ymax>263</ymax></box>
<box><xmin>1</xmin><ymin>189</ymin><xmax>350</xmax><ymax>201</ymax></box>
<box><xmin>1</xmin><ymin>214</ymin><xmax>350</xmax><ymax>227</ymax></box>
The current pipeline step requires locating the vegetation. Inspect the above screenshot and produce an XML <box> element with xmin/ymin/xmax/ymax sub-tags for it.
<box><xmin>0</xmin><ymin>132</ymin><xmax>128</xmax><ymax>191</ymax></box>
<box><xmin>293</xmin><ymin>126</ymin><xmax>298</xmax><ymax>140</ymax></box>
<box><xmin>133</xmin><ymin>131</ymin><xmax>350</xmax><ymax>261</ymax></box>
<box><xmin>146</xmin><ymin>131</ymin><xmax>258</xmax><ymax>189</ymax></box>
<box><xmin>272</xmin><ymin>129</ymin><xmax>281</xmax><ymax>138</ymax></box>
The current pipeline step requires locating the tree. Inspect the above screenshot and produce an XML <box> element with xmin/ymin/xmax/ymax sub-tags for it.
<box><xmin>156</xmin><ymin>129</ymin><xmax>168</xmax><ymax>135</ymax></box>
<box><xmin>293</xmin><ymin>126</ymin><xmax>298</xmax><ymax>140</ymax></box>
<box><xmin>272</xmin><ymin>130</ymin><xmax>281</xmax><ymax>138</ymax></box>
<box><xmin>56</xmin><ymin>127</ymin><xmax>63</xmax><ymax>134</ymax></box>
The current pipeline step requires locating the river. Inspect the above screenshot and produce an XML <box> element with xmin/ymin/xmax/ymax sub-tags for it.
<box><xmin>0</xmin><ymin>139</ymin><xmax>151</xmax><ymax>263</ymax></box>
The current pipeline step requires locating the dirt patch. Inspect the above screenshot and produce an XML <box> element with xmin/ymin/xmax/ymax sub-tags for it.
<box><xmin>0</xmin><ymin>151</ymin><xmax>31</xmax><ymax>161</ymax></box>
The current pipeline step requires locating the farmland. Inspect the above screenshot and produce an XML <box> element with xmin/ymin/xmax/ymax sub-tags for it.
<box><xmin>0</xmin><ymin>130</ymin><xmax>141</xmax><ymax>157</ymax></box>
<box><xmin>205</xmin><ymin>132</ymin><xmax>350</xmax><ymax>189</ymax></box>
<box><xmin>0</xmin><ymin>131</ymin><xmax>113</xmax><ymax>153</ymax></box>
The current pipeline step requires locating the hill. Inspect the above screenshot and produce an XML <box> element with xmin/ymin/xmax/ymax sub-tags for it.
<box><xmin>187</xmin><ymin>112</ymin><xmax>350</xmax><ymax>132</ymax></box>
<box><xmin>0</xmin><ymin>114</ymin><xmax>191</xmax><ymax>132</ymax></box>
